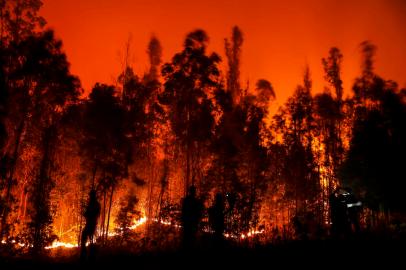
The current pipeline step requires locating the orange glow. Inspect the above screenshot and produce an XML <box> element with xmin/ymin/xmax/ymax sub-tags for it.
<box><xmin>41</xmin><ymin>0</ymin><xmax>406</xmax><ymax>104</ymax></box>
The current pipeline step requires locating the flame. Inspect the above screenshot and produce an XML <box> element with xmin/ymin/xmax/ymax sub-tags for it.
<box><xmin>40</xmin><ymin>215</ymin><xmax>264</xmax><ymax>249</ymax></box>
<box><xmin>45</xmin><ymin>241</ymin><xmax>77</xmax><ymax>249</ymax></box>
<box><xmin>241</xmin><ymin>229</ymin><xmax>265</xmax><ymax>239</ymax></box>
<box><xmin>129</xmin><ymin>216</ymin><xmax>147</xmax><ymax>230</ymax></box>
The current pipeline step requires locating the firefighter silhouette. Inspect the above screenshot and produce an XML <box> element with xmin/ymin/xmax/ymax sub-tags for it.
<box><xmin>209</xmin><ymin>192</ymin><xmax>225</xmax><ymax>246</ymax></box>
<box><xmin>181</xmin><ymin>185</ymin><xmax>203</xmax><ymax>249</ymax></box>
<box><xmin>80</xmin><ymin>189</ymin><xmax>101</xmax><ymax>261</ymax></box>
<box><xmin>330</xmin><ymin>187</ymin><xmax>362</xmax><ymax>237</ymax></box>
<box><xmin>344</xmin><ymin>188</ymin><xmax>362</xmax><ymax>233</ymax></box>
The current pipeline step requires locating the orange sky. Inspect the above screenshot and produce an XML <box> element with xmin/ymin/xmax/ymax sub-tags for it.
<box><xmin>41</xmin><ymin>0</ymin><xmax>406</xmax><ymax>105</ymax></box>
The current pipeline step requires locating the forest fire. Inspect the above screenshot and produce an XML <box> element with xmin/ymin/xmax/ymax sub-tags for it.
<box><xmin>43</xmin><ymin>215</ymin><xmax>265</xmax><ymax>250</ymax></box>
<box><xmin>0</xmin><ymin>0</ymin><xmax>405</xmax><ymax>267</ymax></box>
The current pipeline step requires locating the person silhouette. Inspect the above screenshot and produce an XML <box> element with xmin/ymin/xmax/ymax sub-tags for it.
<box><xmin>208</xmin><ymin>193</ymin><xmax>225</xmax><ymax>247</ymax></box>
<box><xmin>181</xmin><ymin>185</ymin><xmax>203</xmax><ymax>249</ymax></box>
<box><xmin>330</xmin><ymin>188</ymin><xmax>353</xmax><ymax>238</ymax></box>
<box><xmin>80</xmin><ymin>189</ymin><xmax>101</xmax><ymax>261</ymax></box>
<box><xmin>329</xmin><ymin>191</ymin><xmax>340</xmax><ymax>237</ymax></box>
<box><xmin>344</xmin><ymin>188</ymin><xmax>362</xmax><ymax>234</ymax></box>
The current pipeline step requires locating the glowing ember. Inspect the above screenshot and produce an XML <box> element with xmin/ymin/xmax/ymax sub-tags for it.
<box><xmin>239</xmin><ymin>229</ymin><xmax>265</xmax><ymax>239</ymax></box>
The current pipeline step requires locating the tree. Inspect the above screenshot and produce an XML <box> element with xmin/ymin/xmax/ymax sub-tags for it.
<box><xmin>342</xmin><ymin>84</ymin><xmax>406</xmax><ymax>213</ymax></box>
<box><xmin>352</xmin><ymin>41</ymin><xmax>379</xmax><ymax>107</ymax></box>
<box><xmin>0</xmin><ymin>41</ymin><xmax>7</xmax><ymax>150</ymax></box>
<box><xmin>322</xmin><ymin>47</ymin><xmax>343</xmax><ymax>103</ymax></box>
<box><xmin>160</xmin><ymin>29</ymin><xmax>221</xmax><ymax>194</ymax></box>
<box><xmin>146</xmin><ymin>36</ymin><xmax>162</xmax><ymax>82</ymax></box>
<box><xmin>314</xmin><ymin>47</ymin><xmax>346</xmax><ymax>223</ymax></box>
<box><xmin>80</xmin><ymin>84</ymin><xmax>131</xmax><ymax>243</ymax></box>
<box><xmin>341</xmin><ymin>43</ymin><xmax>406</xmax><ymax>214</ymax></box>
<box><xmin>28</xmin><ymin>125</ymin><xmax>57</xmax><ymax>253</ymax></box>
<box><xmin>0</xmin><ymin>1</ymin><xmax>49</xmax><ymax>241</ymax></box>
<box><xmin>274</xmin><ymin>67</ymin><xmax>320</xmax><ymax>218</ymax></box>
<box><xmin>225</xmin><ymin>26</ymin><xmax>243</xmax><ymax>105</ymax></box>
<box><xmin>236</xmin><ymin>80</ymin><xmax>275</xmax><ymax>234</ymax></box>
<box><xmin>0</xmin><ymin>30</ymin><xmax>80</xmax><ymax>250</ymax></box>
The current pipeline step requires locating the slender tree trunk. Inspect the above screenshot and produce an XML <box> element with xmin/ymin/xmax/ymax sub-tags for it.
<box><xmin>91</xmin><ymin>165</ymin><xmax>97</xmax><ymax>190</ymax></box>
<box><xmin>185</xmin><ymin>108</ymin><xmax>191</xmax><ymax>196</ymax></box>
<box><xmin>146</xmin><ymin>144</ymin><xmax>154</xmax><ymax>232</ymax></box>
<box><xmin>22</xmin><ymin>191</ymin><xmax>27</xmax><ymax>220</ymax></box>
<box><xmin>105</xmin><ymin>184</ymin><xmax>115</xmax><ymax>242</ymax></box>
<box><xmin>77</xmin><ymin>183</ymin><xmax>84</xmax><ymax>247</ymax></box>
<box><xmin>16</xmin><ymin>181</ymin><xmax>26</xmax><ymax>220</ymax></box>
<box><xmin>0</xmin><ymin>5</ymin><xmax>4</xmax><ymax>44</ymax></box>
<box><xmin>101</xmin><ymin>190</ymin><xmax>107</xmax><ymax>241</ymax></box>
<box><xmin>32</xmin><ymin>125</ymin><xmax>56</xmax><ymax>253</ymax></box>
<box><xmin>186</xmin><ymin>142</ymin><xmax>190</xmax><ymax>195</ymax></box>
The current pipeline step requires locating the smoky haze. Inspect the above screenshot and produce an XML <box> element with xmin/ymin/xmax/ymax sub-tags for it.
<box><xmin>41</xmin><ymin>0</ymin><xmax>406</xmax><ymax>103</ymax></box>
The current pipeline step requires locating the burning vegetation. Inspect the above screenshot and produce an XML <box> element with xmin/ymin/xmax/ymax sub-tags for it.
<box><xmin>0</xmin><ymin>0</ymin><xmax>406</xmax><ymax>260</ymax></box>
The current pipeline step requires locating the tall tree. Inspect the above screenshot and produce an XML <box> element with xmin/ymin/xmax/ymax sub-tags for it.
<box><xmin>316</xmin><ymin>47</ymin><xmax>346</xmax><ymax>222</ymax></box>
<box><xmin>80</xmin><ymin>84</ymin><xmax>131</xmax><ymax>242</ymax></box>
<box><xmin>1</xmin><ymin>30</ymin><xmax>80</xmax><ymax>248</ymax></box>
<box><xmin>0</xmin><ymin>42</ymin><xmax>7</xmax><ymax>150</ymax></box>
<box><xmin>352</xmin><ymin>41</ymin><xmax>379</xmax><ymax>107</ymax></box>
<box><xmin>274</xmin><ymin>67</ymin><xmax>319</xmax><ymax>217</ymax></box>
<box><xmin>225</xmin><ymin>26</ymin><xmax>243</xmax><ymax>105</ymax></box>
<box><xmin>341</xmin><ymin>42</ymin><xmax>406</xmax><ymax>215</ymax></box>
<box><xmin>322</xmin><ymin>47</ymin><xmax>343</xmax><ymax>103</ymax></box>
<box><xmin>160</xmin><ymin>29</ymin><xmax>220</xmax><ymax>194</ymax></box>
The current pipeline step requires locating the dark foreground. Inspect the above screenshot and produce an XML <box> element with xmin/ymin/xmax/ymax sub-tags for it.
<box><xmin>1</xmin><ymin>238</ymin><xmax>405</xmax><ymax>270</ymax></box>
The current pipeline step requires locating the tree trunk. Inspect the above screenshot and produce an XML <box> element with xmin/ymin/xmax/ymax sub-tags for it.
<box><xmin>77</xmin><ymin>183</ymin><xmax>84</xmax><ymax>247</ymax></box>
<box><xmin>105</xmin><ymin>184</ymin><xmax>115</xmax><ymax>242</ymax></box>
<box><xmin>186</xmin><ymin>142</ymin><xmax>190</xmax><ymax>195</ymax></box>
<box><xmin>0</xmin><ymin>118</ymin><xmax>25</xmax><ymax>239</ymax></box>
<box><xmin>101</xmin><ymin>189</ymin><xmax>107</xmax><ymax>241</ymax></box>
<box><xmin>32</xmin><ymin>125</ymin><xmax>56</xmax><ymax>253</ymax></box>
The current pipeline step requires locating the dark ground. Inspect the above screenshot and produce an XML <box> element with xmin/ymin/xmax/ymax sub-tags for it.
<box><xmin>0</xmin><ymin>236</ymin><xmax>405</xmax><ymax>270</ymax></box>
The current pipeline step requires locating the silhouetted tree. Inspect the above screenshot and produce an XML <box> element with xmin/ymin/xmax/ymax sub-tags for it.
<box><xmin>80</xmin><ymin>84</ymin><xmax>131</xmax><ymax>243</ymax></box>
<box><xmin>160</xmin><ymin>29</ymin><xmax>220</xmax><ymax>194</ymax></box>
<box><xmin>0</xmin><ymin>30</ymin><xmax>80</xmax><ymax>249</ymax></box>
<box><xmin>340</xmin><ymin>42</ymin><xmax>406</xmax><ymax>229</ymax></box>
<box><xmin>274</xmin><ymin>67</ymin><xmax>320</xmax><ymax>220</ymax></box>
<box><xmin>28</xmin><ymin>125</ymin><xmax>57</xmax><ymax>254</ymax></box>
<box><xmin>353</xmin><ymin>41</ymin><xmax>379</xmax><ymax>107</ymax></box>
<box><xmin>146</xmin><ymin>36</ymin><xmax>162</xmax><ymax>82</ymax></box>
<box><xmin>0</xmin><ymin>0</ymin><xmax>49</xmax><ymax>241</ymax></box>
<box><xmin>322</xmin><ymin>47</ymin><xmax>344</xmax><ymax>103</ymax></box>
<box><xmin>342</xmin><ymin>80</ymin><xmax>406</xmax><ymax>213</ymax></box>
<box><xmin>0</xmin><ymin>42</ymin><xmax>7</xmax><ymax>150</ymax></box>
<box><xmin>225</xmin><ymin>26</ymin><xmax>243</xmax><ymax>104</ymax></box>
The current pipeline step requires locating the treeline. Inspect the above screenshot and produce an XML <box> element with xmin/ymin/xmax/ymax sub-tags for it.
<box><xmin>0</xmin><ymin>1</ymin><xmax>405</xmax><ymax>255</ymax></box>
